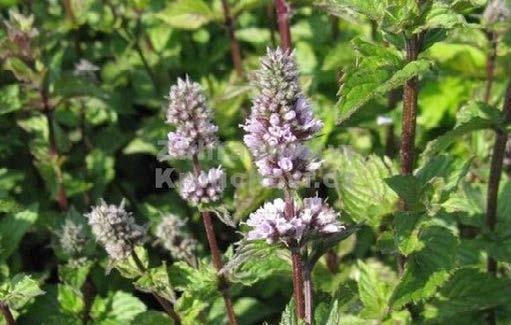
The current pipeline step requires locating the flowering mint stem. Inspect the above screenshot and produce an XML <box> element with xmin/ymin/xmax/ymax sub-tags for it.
<box><xmin>0</xmin><ymin>302</ymin><xmax>15</xmax><ymax>325</ymax></box>
<box><xmin>131</xmin><ymin>250</ymin><xmax>182</xmax><ymax>325</ymax></box>
<box><xmin>192</xmin><ymin>155</ymin><xmax>238</xmax><ymax>325</ymax></box>
<box><xmin>220</xmin><ymin>0</ymin><xmax>243</xmax><ymax>77</ymax></box>
<box><xmin>485</xmin><ymin>31</ymin><xmax>498</xmax><ymax>103</ymax></box>
<box><xmin>486</xmin><ymin>82</ymin><xmax>511</xmax><ymax>325</ymax></box>
<box><xmin>274</xmin><ymin>0</ymin><xmax>292</xmax><ymax>51</ymax></box>
<box><xmin>303</xmin><ymin>265</ymin><xmax>313</xmax><ymax>324</ymax></box>
<box><xmin>284</xmin><ymin>186</ymin><xmax>306</xmax><ymax>321</ymax></box>
<box><xmin>398</xmin><ymin>34</ymin><xmax>423</xmax><ymax>273</ymax></box>
<box><xmin>41</xmin><ymin>88</ymin><xmax>68</xmax><ymax>211</ymax></box>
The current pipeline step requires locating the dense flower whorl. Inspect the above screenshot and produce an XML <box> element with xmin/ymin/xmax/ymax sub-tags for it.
<box><xmin>86</xmin><ymin>200</ymin><xmax>145</xmax><ymax>261</ymax></box>
<box><xmin>155</xmin><ymin>214</ymin><xmax>197</xmax><ymax>262</ymax></box>
<box><xmin>242</xmin><ymin>48</ymin><xmax>323</xmax><ymax>187</ymax></box>
<box><xmin>246</xmin><ymin>197</ymin><xmax>344</xmax><ymax>245</ymax></box>
<box><xmin>254</xmin><ymin>143</ymin><xmax>321</xmax><ymax>187</ymax></box>
<box><xmin>59</xmin><ymin>219</ymin><xmax>87</xmax><ymax>257</ymax></box>
<box><xmin>179</xmin><ymin>167</ymin><xmax>225</xmax><ymax>206</ymax></box>
<box><xmin>166</xmin><ymin>77</ymin><xmax>218</xmax><ymax>158</ymax></box>
<box><xmin>243</xmin><ymin>48</ymin><xmax>322</xmax><ymax>156</ymax></box>
<box><xmin>484</xmin><ymin>0</ymin><xmax>511</xmax><ymax>25</ymax></box>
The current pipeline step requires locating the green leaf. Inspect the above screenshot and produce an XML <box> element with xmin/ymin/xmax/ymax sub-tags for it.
<box><xmin>168</xmin><ymin>261</ymin><xmax>218</xmax><ymax>323</ymax></box>
<box><xmin>422</xmin><ymin>101</ymin><xmax>502</xmax><ymax>159</ymax></box>
<box><xmin>325</xmin><ymin>147</ymin><xmax>399</xmax><ymax>227</ymax></box>
<box><xmin>59</xmin><ymin>261</ymin><xmax>93</xmax><ymax>289</ymax></box>
<box><xmin>133</xmin><ymin>311</ymin><xmax>172</xmax><ymax>325</ymax></box>
<box><xmin>391</xmin><ymin>226</ymin><xmax>458</xmax><ymax>308</ymax></box>
<box><xmin>279</xmin><ymin>299</ymin><xmax>300</xmax><ymax>325</ymax></box>
<box><xmin>0</xmin><ymin>274</ymin><xmax>44</xmax><ymax>309</ymax></box>
<box><xmin>134</xmin><ymin>264</ymin><xmax>175</xmax><ymax>302</ymax></box>
<box><xmin>58</xmin><ymin>284</ymin><xmax>84</xmax><ymax>315</ymax></box>
<box><xmin>423</xmin><ymin>268</ymin><xmax>511</xmax><ymax>321</ymax></box>
<box><xmin>113</xmin><ymin>246</ymin><xmax>148</xmax><ymax>279</ymax></box>
<box><xmin>414</xmin><ymin>1</ymin><xmax>467</xmax><ymax>33</ymax></box>
<box><xmin>86</xmin><ymin>149</ymin><xmax>115</xmax><ymax>200</ymax></box>
<box><xmin>156</xmin><ymin>0</ymin><xmax>215</xmax><ymax>30</ymax></box>
<box><xmin>316</xmin><ymin>0</ymin><xmax>385</xmax><ymax>22</ymax></box>
<box><xmin>385</xmin><ymin>175</ymin><xmax>422</xmax><ymax>210</ymax></box>
<box><xmin>91</xmin><ymin>291</ymin><xmax>146</xmax><ymax>323</ymax></box>
<box><xmin>394</xmin><ymin>212</ymin><xmax>425</xmax><ymax>255</ymax></box>
<box><xmin>338</xmin><ymin>44</ymin><xmax>431</xmax><ymax>123</ymax></box>
<box><xmin>0</xmin><ymin>85</ymin><xmax>22</xmax><ymax>115</ymax></box>
<box><xmin>0</xmin><ymin>205</ymin><xmax>38</xmax><ymax>260</ymax></box>
<box><xmin>3</xmin><ymin>57</ymin><xmax>38</xmax><ymax>83</ymax></box>
<box><xmin>223</xmin><ymin>240</ymin><xmax>290</xmax><ymax>285</ymax></box>
<box><xmin>357</xmin><ymin>260</ymin><xmax>397</xmax><ymax>319</ymax></box>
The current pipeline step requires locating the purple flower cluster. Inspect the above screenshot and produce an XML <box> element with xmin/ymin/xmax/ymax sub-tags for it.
<box><xmin>166</xmin><ymin>77</ymin><xmax>218</xmax><ymax>158</ymax></box>
<box><xmin>245</xmin><ymin>197</ymin><xmax>344</xmax><ymax>245</ymax></box>
<box><xmin>179</xmin><ymin>167</ymin><xmax>225</xmax><ymax>206</ymax></box>
<box><xmin>484</xmin><ymin>0</ymin><xmax>511</xmax><ymax>24</ymax></box>
<box><xmin>86</xmin><ymin>200</ymin><xmax>145</xmax><ymax>261</ymax></box>
<box><xmin>242</xmin><ymin>48</ymin><xmax>323</xmax><ymax>187</ymax></box>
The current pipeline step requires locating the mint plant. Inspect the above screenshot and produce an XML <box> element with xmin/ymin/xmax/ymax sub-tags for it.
<box><xmin>2</xmin><ymin>1</ymin><xmax>511</xmax><ymax>324</ymax></box>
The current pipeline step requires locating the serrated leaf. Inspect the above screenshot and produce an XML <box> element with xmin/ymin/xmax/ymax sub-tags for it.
<box><xmin>338</xmin><ymin>54</ymin><xmax>431</xmax><ymax>123</ymax></box>
<box><xmin>113</xmin><ymin>246</ymin><xmax>148</xmax><ymax>279</ymax></box>
<box><xmin>414</xmin><ymin>1</ymin><xmax>467</xmax><ymax>33</ymax></box>
<box><xmin>156</xmin><ymin>0</ymin><xmax>215</xmax><ymax>30</ymax></box>
<box><xmin>134</xmin><ymin>264</ymin><xmax>175</xmax><ymax>302</ymax></box>
<box><xmin>91</xmin><ymin>291</ymin><xmax>146</xmax><ymax>323</ymax></box>
<box><xmin>391</xmin><ymin>226</ymin><xmax>458</xmax><ymax>308</ymax></box>
<box><xmin>59</xmin><ymin>261</ymin><xmax>93</xmax><ymax>289</ymax></box>
<box><xmin>423</xmin><ymin>268</ymin><xmax>511</xmax><ymax>321</ymax></box>
<box><xmin>316</xmin><ymin>0</ymin><xmax>385</xmax><ymax>22</ymax></box>
<box><xmin>356</xmin><ymin>260</ymin><xmax>397</xmax><ymax>319</ymax></box>
<box><xmin>394</xmin><ymin>212</ymin><xmax>425</xmax><ymax>255</ymax></box>
<box><xmin>58</xmin><ymin>284</ymin><xmax>83</xmax><ymax>315</ymax></box>
<box><xmin>326</xmin><ymin>147</ymin><xmax>398</xmax><ymax>227</ymax></box>
<box><xmin>222</xmin><ymin>240</ymin><xmax>290</xmax><ymax>285</ymax></box>
<box><xmin>422</xmin><ymin>101</ymin><xmax>502</xmax><ymax>159</ymax></box>
<box><xmin>279</xmin><ymin>299</ymin><xmax>301</xmax><ymax>325</ymax></box>
<box><xmin>0</xmin><ymin>274</ymin><xmax>44</xmax><ymax>309</ymax></box>
<box><xmin>385</xmin><ymin>175</ymin><xmax>422</xmax><ymax>210</ymax></box>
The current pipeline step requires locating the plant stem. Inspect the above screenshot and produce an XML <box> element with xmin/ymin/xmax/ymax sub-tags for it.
<box><xmin>41</xmin><ymin>89</ymin><xmax>68</xmax><ymax>211</ymax></box>
<box><xmin>0</xmin><ymin>302</ymin><xmax>15</xmax><ymax>325</ymax></box>
<box><xmin>220</xmin><ymin>0</ymin><xmax>243</xmax><ymax>77</ymax></box>
<box><xmin>485</xmin><ymin>31</ymin><xmax>497</xmax><ymax>103</ymax></box>
<box><xmin>397</xmin><ymin>34</ymin><xmax>422</xmax><ymax>272</ymax></box>
<box><xmin>274</xmin><ymin>0</ymin><xmax>292</xmax><ymax>51</ymax></box>
<box><xmin>485</xmin><ymin>82</ymin><xmax>511</xmax><ymax>325</ymax></box>
<box><xmin>131</xmin><ymin>251</ymin><xmax>182</xmax><ymax>325</ymax></box>
<box><xmin>400</xmin><ymin>35</ymin><xmax>421</xmax><ymax>177</ymax></box>
<box><xmin>191</xmin><ymin>155</ymin><xmax>238</xmax><ymax>325</ymax></box>
<box><xmin>284</xmin><ymin>186</ymin><xmax>306</xmax><ymax>321</ymax></box>
<box><xmin>303</xmin><ymin>265</ymin><xmax>313</xmax><ymax>324</ymax></box>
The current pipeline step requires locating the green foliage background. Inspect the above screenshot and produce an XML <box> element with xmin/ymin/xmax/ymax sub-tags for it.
<box><xmin>1</xmin><ymin>0</ymin><xmax>511</xmax><ymax>324</ymax></box>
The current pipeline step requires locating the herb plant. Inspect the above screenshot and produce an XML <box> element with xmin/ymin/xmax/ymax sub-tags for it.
<box><xmin>1</xmin><ymin>0</ymin><xmax>511</xmax><ymax>324</ymax></box>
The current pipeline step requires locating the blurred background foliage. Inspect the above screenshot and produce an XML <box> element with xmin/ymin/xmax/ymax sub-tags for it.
<box><xmin>1</xmin><ymin>0</ymin><xmax>511</xmax><ymax>324</ymax></box>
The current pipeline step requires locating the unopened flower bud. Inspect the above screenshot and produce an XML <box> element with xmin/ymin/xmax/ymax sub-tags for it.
<box><xmin>166</xmin><ymin>77</ymin><xmax>218</xmax><ymax>158</ymax></box>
